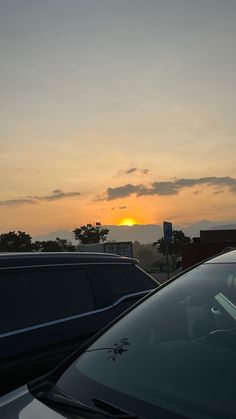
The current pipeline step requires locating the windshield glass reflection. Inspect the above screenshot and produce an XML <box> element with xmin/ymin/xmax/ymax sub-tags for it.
<box><xmin>58</xmin><ymin>264</ymin><xmax>236</xmax><ymax>419</ymax></box>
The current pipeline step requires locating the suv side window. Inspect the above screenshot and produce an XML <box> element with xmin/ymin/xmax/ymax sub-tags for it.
<box><xmin>88</xmin><ymin>264</ymin><xmax>156</xmax><ymax>303</ymax></box>
<box><xmin>0</xmin><ymin>268</ymin><xmax>95</xmax><ymax>334</ymax></box>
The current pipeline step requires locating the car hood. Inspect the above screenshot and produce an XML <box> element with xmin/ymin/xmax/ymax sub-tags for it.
<box><xmin>0</xmin><ymin>385</ymin><xmax>67</xmax><ymax>419</ymax></box>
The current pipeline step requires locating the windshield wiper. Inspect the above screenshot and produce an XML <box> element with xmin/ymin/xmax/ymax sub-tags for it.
<box><xmin>38</xmin><ymin>388</ymin><xmax>109</xmax><ymax>417</ymax></box>
<box><xmin>37</xmin><ymin>386</ymin><xmax>144</xmax><ymax>418</ymax></box>
<box><xmin>93</xmin><ymin>398</ymin><xmax>145</xmax><ymax>418</ymax></box>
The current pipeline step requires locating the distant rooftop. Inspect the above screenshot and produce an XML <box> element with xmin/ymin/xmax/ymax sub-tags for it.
<box><xmin>200</xmin><ymin>229</ymin><xmax>236</xmax><ymax>243</ymax></box>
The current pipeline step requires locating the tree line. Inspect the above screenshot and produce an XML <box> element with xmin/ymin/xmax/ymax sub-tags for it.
<box><xmin>0</xmin><ymin>224</ymin><xmax>191</xmax><ymax>269</ymax></box>
<box><xmin>0</xmin><ymin>223</ymin><xmax>110</xmax><ymax>252</ymax></box>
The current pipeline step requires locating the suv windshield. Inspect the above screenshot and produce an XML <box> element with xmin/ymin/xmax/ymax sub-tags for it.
<box><xmin>57</xmin><ymin>262</ymin><xmax>236</xmax><ymax>419</ymax></box>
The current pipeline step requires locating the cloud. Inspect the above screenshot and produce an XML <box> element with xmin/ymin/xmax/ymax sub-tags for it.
<box><xmin>107</xmin><ymin>184</ymin><xmax>141</xmax><ymax>200</ymax></box>
<box><xmin>141</xmin><ymin>181</ymin><xmax>178</xmax><ymax>196</ymax></box>
<box><xmin>104</xmin><ymin>176</ymin><xmax>236</xmax><ymax>200</ymax></box>
<box><xmin>126</xmin><ymin>168</ymin><xmax>137</xmax><ymax>174</ymax></box>
<box><xmin>0</xmin><ymin>199</ymin><xmax>35</xmax><ymax>207</ymax></box>
<box><xmin>213</xmin><ymin>189</ymin><xmax>225</xmax><ymax>195</ymax></box>
<box><xmin>16</xmin><ymin>168</ymin><xmax>41</xmax><ymax>174</ymax></box>
<box><xmin>0</xmin><ymin>190</ymin><xmax>81</xmax><ymax>207</ymax></box>
<box><xmin>111</xmin><ymin>206</ymin><xmax>127</xmax><ymax>210</ymax></box>
<box><xmin>93</xmin><ymin>193</ymin><xmax>107</xmax><ymax>202</ymax></box>
<box><xmin>125</xmin><ymin>168</ymin><xmax>150</xmax><ymax>175</ymax></box>
<box><xmin>34</xmin><ymin>191</ymin><xmax>81</xmax><ymax>202</ymax></box>
<box><xmin>175</xmin><ymin>177</ymin><xmax>236</xmax><ymax>190</ymax></box>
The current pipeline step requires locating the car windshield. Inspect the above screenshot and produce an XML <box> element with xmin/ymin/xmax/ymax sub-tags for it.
<box><xmin>57</xmin><ymin>262</ymin><xmax>236</xmax><ymax>419</ymax></box>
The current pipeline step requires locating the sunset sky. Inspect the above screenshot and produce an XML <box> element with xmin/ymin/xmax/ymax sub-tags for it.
<box><xmin>1</xmin><ymin>0</ymin><xmax>236</xmax><ymax>235</ymax></box>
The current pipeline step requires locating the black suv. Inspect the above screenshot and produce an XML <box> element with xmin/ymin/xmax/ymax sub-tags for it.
<box><xmin>0</xmin><ymin>252</ymin><xmax>158</xmax><ymax>394</ymax></box>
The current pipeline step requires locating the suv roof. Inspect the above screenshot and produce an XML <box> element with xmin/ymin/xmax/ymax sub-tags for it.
<box><xmin>0</xmin><ymin>252</ymin><xmax>138</xmax><ymax>269</ymax></box>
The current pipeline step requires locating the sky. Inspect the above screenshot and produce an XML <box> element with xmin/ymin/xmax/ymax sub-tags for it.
<box><xmin>1</xmin><ymin>0</ymin><xmax>236</xmax><ymax>235</ymax></box>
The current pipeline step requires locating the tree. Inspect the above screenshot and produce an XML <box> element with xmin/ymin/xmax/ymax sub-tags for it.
<box><xmin>153</xmin><ymin>230</ymin><xmax>191</xmax><ymax>268</ymax></box>
<box><xmin>136</xmin><ymin>246</ymin><xmax>156</xmax><ymax>269</ymax></box>
<box><xmin>0</xmin><ymin>231</ymin><xmax>34</xmax><ymax>252</ymax></box>
<box><xmin>73</xmin><ymin>222</ymin><xmax>109</xmax><ymax>244</ymax></box>
<box><xmin>34</xmin><ymin>237</ymin><xmax>76</xmax><ymax>252</ymax></box>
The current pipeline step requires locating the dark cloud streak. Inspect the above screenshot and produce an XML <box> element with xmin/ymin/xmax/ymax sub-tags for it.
<box><xmin>124</xmin><ymin>168</ymin><xmax>150</xmax><ymax>175</ymax></box>
<box><xmin>126</xmin><ymin>168</ymin><xmax>137</xmax><ymax>174</ymax></box>
<box><xmin>0</xmin><ymin>199</ymin><xmax>35</xmax><ymax>207</ymax></box>
<box><xmin>111</xmin><ymin>206</ymin><xmax>127</xmax><ymax>210</ymax></box>
<box><xmin>105</xmin><ymin>176</ymin><xmax>236</xmax><ymax>200</ymax></box>
<box><xmin>34</xmin><ymin>191</ymin><xmax>81</xmax><ymax>202</ymax></box>
<box><xmin>107</xmin><ymin>184</ymin><xmax>141</xmax><ymax>200</ymax></box>
<box><xmin>0</xmin><ymin>190</ymin><xmax>81</xmax><ymax>207</ymax></box>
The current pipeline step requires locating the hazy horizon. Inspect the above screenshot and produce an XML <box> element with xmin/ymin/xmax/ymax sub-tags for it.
<box><xmin>30</xmin><ymin>219</ymin><xmax>236</xmax><ymax>244</ymax></box>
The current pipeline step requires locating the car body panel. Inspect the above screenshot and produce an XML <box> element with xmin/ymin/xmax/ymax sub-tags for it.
<box><xmin>0</xmin><ymin>386</ymin><xmax>66</xmax><ymax>419</ymax></box>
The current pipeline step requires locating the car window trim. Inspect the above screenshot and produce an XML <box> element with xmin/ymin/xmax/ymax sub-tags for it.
<box><xmin>0</xmin><ymin>262</ymin><xmax>135</xmax><ymax>271</ymax></box>
<box><xmin>0</xmin><ymin>290</ymin><xmax>151</xmax><ymax>339</ymax></box>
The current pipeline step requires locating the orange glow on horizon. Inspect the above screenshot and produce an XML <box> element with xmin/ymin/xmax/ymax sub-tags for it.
<box><xmin>119</xmin><ymin>217</ymin><xmax>137</xmax><ymax>226</ymax></box>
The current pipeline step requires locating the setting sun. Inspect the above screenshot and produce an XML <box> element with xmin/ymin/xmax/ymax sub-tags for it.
<box><xmin>119</xmin><ymin>218</ymin><xmax>137</xmax><ymax>227</ymax></box>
